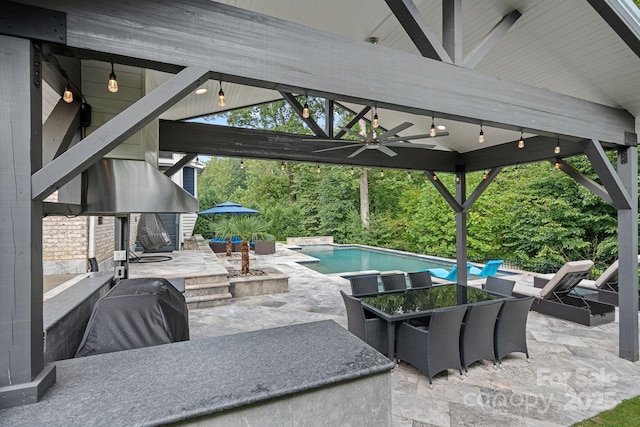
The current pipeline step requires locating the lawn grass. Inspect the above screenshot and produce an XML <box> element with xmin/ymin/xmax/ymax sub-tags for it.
<box><xmin>572</xmin><ymin>396</ymin><xmax>640</xmax><ymax>426</ymax></box>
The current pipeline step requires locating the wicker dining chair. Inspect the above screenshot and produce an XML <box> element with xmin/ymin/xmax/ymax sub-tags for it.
<box><xmin>340</xmin><ymin>290</ymin><xmax>388</xmax><ymax>355</ymax></box>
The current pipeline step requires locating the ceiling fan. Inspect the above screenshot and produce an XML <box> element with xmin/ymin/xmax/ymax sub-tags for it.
<box><xmin>307</xmin><ymin>122</ymin><xmax>448</xmax><ymax>158</ymax></box>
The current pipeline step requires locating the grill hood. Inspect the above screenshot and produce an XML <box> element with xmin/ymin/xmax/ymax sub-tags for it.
<box><xmin>77</xmin><ymin>159</ymin><xmax>198</xmax><ymax>215</ymax></box>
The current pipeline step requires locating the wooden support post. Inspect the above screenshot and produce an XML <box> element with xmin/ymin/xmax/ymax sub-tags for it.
<box><xmin>0</xmin><ymin>36</ymin><xmax>56</xmax><ymax>409</ymax></box>
<box><xmin>455</xmin><ymin>169</ymin><xmax>468</xmax><ymax>304</ymax></box>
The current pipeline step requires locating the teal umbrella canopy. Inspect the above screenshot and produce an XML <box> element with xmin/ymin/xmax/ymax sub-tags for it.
<box><xmin>198</xmin><ymin>201</ymin><xmax>259</xmax><ymax>215</ymax></box>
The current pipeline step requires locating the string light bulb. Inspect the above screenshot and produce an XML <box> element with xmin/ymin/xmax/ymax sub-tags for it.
<box><xmin>351</xmin><ymin>167</ymin><xmax>355</xmax><ymax>175</ymax></box>
<box><xmin>195</xmin><ymin>156</ymin><xmax>200</xmax><ymax>166</ymax></box>
<box><xmin>514</xmin><ymin>164</ymin><xmax>519</xmax><ymax>174</ymax></box>
<box><xmin>555</xmin><ymin>159</ymin><xmax>561</xmax><ymax>169</ymax></box>
<box><xmin>108</xmin><ymin>63</ymin><xmax>118</xmax><ymax>93</ymax></box>
<box><xmin>317</xmin><ymin>164</ymin><xmax>321</xmax><ymax>174</ymax></box>
<box><xmin>281</xmin><ymin>162</ymin><xmax>285</xmax><ymax>171</ymax></box>
<box><xmin>372</xmin><ymin>106</ymin><xmax>379</xmax><ymax>129</ymax></box>
<box><xmin>430</xmin><ymin>116</ymin><xmax>437</xmax><ymax>137</ymax></box>
<box><xmin>63</xmin><ymin>84</ymin><xmax>73</xmax><ymax>103</ymax></box>
<box><xmin>483</xmin><ymin>171</ymin><xmax>489</xmax><ymax>180</ymax></box>
<box><xmin>517</xmin><ymin>132</ymin><xmax>525</xmax><ymax>149</ymax></box>
<box><xmin>455</xmin><ymin>174</ymin><xmax>461</xmax><ymax>183</ymax></box>
<box><xmin>407</xmin><ymin>171</ymin><xmax>412</xmax><ymax>180</ymax></box>
<box><xmin>432</xmin><ymin>174</ymin><xmax>438</xmax><ymax>181</ymax></box>
<box><xmin>218</xmin><ymin>80</ymin><xmax>226</xmax><ymax>107</ymax></box>
<box><xmin>478</xmin><ymin>125</ymin><xmax>485</xmax><ymax>143</ymax></box>
<box><xmin>380</xmin><ymin>170</ymin><xmax>384</xmax><ymax>178</ymax></box>
<box><xmin>554</xmin><ymin>139</ymin><xmax>561</xmax><ymax>154</ymax></box>
<box><xmin>302</xmin><ymin>98</ymin><xmax>310</xmax><ymax>119</ymax></box>
<box><xmin>240</xmin><ymin>159</ymin><xmax>244</xmax><ymax>169</ymax></box>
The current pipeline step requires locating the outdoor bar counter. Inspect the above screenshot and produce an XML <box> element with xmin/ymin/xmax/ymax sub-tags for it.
<box><xmin>0</xmin><ymin>320</ymin><xmax>393</xmax><ymax>426</ymax></box>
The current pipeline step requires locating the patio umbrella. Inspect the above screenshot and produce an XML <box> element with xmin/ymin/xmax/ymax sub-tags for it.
<box><xmin>198</xmin><ymin>201</ymin><xmax>259</xmax><ymax>216</ymax></box>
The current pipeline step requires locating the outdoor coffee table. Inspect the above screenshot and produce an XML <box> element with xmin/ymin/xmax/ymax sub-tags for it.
<box><xmin>360</xmin><ymin>284</ymin><xmax>506</xmax><ymax>360</ymax></box>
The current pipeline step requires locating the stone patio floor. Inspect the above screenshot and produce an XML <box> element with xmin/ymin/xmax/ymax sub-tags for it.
<box><xmin>178</xmin><ymin>244</ymin><xmax>640</xmax><ymax>426</ymax></box>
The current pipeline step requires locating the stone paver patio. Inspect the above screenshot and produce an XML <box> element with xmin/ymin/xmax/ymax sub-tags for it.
<box><xmin>177</xmin><ymin>244</ymin><xmax>640</xmax><ymax>426</ymax></box>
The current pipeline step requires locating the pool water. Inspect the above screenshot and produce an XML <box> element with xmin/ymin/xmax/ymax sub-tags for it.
<box><xmin>298</xmin><ymin>245</ymin><xmax>472</xmax><ymax>277</ymax></box>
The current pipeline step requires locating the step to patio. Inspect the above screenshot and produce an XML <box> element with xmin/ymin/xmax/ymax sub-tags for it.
<box><xmin>184</xmin><ymin>282</ymin><xmax>231</xmax><ymax>298</ymax></box>
<box><xmin>186</xmin><ymin>293</ymin><xmax>233</xmax><ymax>309</ymax></box>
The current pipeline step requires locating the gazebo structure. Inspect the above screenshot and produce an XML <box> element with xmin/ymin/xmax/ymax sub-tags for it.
<box><xmin>1</xmin><ymin>0</ymin><xmax>639</xmax><ymax>409</ymax></box>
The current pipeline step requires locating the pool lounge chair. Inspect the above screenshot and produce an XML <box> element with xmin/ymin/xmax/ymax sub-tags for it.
<box><xmin>512</xmin><ymin>260</ymin><xmax>615</xmax><ymax>326</ymax></box>
<box><xmin>577</xmin><ymin>255</ymin><xmax>640</xmax><ymax>307</ymax></box>
<box><xmin>427</xmin><ymin>264</ymin><xmax>472</xmax><ymax>282</ymax></box>
<box><xmin>469</xmin><ymin>260</ymin><xmax>504</xmax><ymax>278</ymax></box>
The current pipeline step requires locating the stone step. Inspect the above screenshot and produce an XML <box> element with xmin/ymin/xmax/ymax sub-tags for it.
<box><xmin>186</xmin><ymin>293</ymin><xmax>233</xmax><ymax>309</ymax></box>
<box><xmin>184</xmin><ymin>282</ymin><xmax>230</xmax><ymax>298</ymax></box>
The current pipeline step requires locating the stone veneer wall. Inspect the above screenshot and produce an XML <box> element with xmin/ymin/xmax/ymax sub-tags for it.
<box><xmin>286</xmin><ymin>236</ymin><xmax>334</xmax><ymax>245</ymax></box>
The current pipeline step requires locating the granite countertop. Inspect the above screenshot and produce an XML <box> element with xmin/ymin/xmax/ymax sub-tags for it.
<box><xmin>1</xmin><ymin>320</ymin><xmax>393</xmax><ymax>426</ymax></box>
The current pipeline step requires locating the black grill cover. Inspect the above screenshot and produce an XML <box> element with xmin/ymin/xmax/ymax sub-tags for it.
<box><xmin>75</xmin><ymin>278</ymin><xmax>189</xmax><ymax>357</ymax></box>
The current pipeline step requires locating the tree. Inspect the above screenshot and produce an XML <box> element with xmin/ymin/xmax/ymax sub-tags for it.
<box><xmin>212</xmin><ymin>216</ymin><xmax>273</xmax><ymax>275</ymax></box>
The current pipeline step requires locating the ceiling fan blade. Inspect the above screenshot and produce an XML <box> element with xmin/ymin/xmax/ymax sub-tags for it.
<box><xmin>347</xmin><ymin>146</ymin><xmax>368</xmax><ymax>158</ymax></box>
<box><xmin>313</xmin><ymin>143</ymin><xmax>363</xmax><ymax>153</ymax></box>
<box><xmin>376</xmin><ymin>145</ymin><xmax>398</xmax><ymax>157</ymax></box>
<box><xmin>386</xmin><ymin>142</ymin><xmax>435</xmax><ymax>149</ymax></box>
<box><xmin>303</xmin><ymin>138</ymin><xmax>348</xmax><ymax>143</ymax></box>
<box><xmin>376</xmin><ymin>122</ymin><xmax>414</xmax><ymax>141</ymax></box>
<box><xmin>383</xmin><ymin>131</ymin><xmax>450</xmax><ymax>143</ymax></box>
<box><xmin>339</xmin><ymin>127</ymin><xmax>368</xmax><ymax>141</ymax></box>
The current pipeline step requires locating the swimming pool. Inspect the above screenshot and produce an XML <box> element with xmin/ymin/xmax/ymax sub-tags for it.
<box><xmin>297</xmin><ymin>245</ymin><xmax>485</xmax><ymax>278</ymax></box>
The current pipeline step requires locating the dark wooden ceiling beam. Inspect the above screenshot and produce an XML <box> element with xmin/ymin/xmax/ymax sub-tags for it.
<box><xmin>280</xmin><ymin>92</ymin><xmax>328</xmax><ymax>138</ymax></box>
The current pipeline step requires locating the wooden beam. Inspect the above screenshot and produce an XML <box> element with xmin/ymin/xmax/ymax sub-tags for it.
<box><xmin>442</xmin><ymin>0</ymin><xmax>462</xmax><ymax>65</ymax></box>
<box><xmin>42</xmin><ymin>99</ymin><xmax>80</xmax><ymax>164</ymax></box>
<box><xmin>384</xmin><ymin>0</ymin><xmax>452</xmax><ymax>63</ymax></box>
<box><xmin>21</xmin><ymin>0</ymin><xmax>634</xmax><ymax>144</ymax></box>
<box><xmin>581</xmin><ymin>139</ymin><xmax>631</xmax><ymax>209</ymax></box>
<box><xmin>31</xmin><ymin>66</ymin><xmax>210</xmax><ymax>201</ymax></box>
<box><xmin>464</xmin><ymin>10</ymin><xmax>522</xmax><ymax>69</ymax></box>
<box><xmin>551</xmin><ymin>159</ymin><xmax>614</xmax><ymax>207</ymax></box>
<box><xmin>335</xmin><ymin>106</ymin><xmax>371</xmax><ymax>139</ymax></box>
<box><xmin>587</xmin><ymin>0</ymin><xmax>640</xmax><ymax>59</ymax></box>
<box><xmin>461</xmin><ymin>136</ymin><xmax>588</xmax><ymax>172</ymax></box>
<box><xmin>43</xmin><ymin>202</ymin><xmax>82</xmax><ymax>216</ymax></box>
<box><xmin>462</xmin><ymin>167</ymin><xmax>502</xmax><ymax>212</ymax></box>
<box><xmin>280</xmin><ymin>92</ymin><xmax>328</xmax><ymax>137</ymax></box>
<box><xmin>425</xmin><ymin>170</ymin><xmax>462</xmax><ymax>212</ymax></box>
<box><xmin>159</xmin><ymin>120</ymin><xmax>461</xmax><ymax>171</ymax></box>
<box><xmin>164</xmin><ymin>153</ymin><xmax>197</xmax><ymax>177</ymax></box>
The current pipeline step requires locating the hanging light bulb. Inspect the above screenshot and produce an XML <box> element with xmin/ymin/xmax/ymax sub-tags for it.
<box><xmin>281</xmin><ymin>162</ymin><xmax>285</xmax><ymax>171</ymax></box>
<box><xmin>240</xmin><ymin>159</ymin><xmax>244</xmax><ymax>169</ymax></box>
<box><xmin>430</xmin><ymin>116</ymin><xmax>437</xmax><ymax>137</ymax></box>
<box><xmin>108</xmin><ymin>63</ymin><xmax>118</xmax><ymax>93</ymax></box>
<box><xmin>317</xmin><ymin>164</ymin><xmax>321</xmax><ymax>174</ymax></box>
<box><xmin>517</xmin><ymin>132</ymin><xmax>525</xmax><ymax>149</ymax></box>
<box><xmin>478</xmin><ymin>125</ymin><xmax>485</xmax><ymax>143</ymax></box>
<box><xmin>483</xmin><ymin>171</ymin><xmax>489</xmax><ymax>180</ymax></box>
<box><xmin>407</xmin><ymin>171</ymin><xmax>412</xmax><ymax>180</ymax></box>
<box><xmin>554</xmin><ymin>139</ymin><xmax>561</xmax><ymax>154</ymax></box>
<box><xmin>432</xmin><ymin>174</ymin><xmax>438</xmax><ymax>181</ymax></box>
<box><xmin>351</xmin><ymin>167</ymin><xmax>355</xmax><ymax>175</ymax></box>
<box><xmin>302</xmin><ymin>96</ymin><xmax>310</xmax><ymax>119</ymax></box>
<box><xmin>372</xmin><ymin>106</ymin><xmax>379</xmax><ymax>129</ymax></box>
<box><xmin>195</xmin><ymin>156</ymin><xmax>200</xmax><ymax>166</ymax></box>
<box><xmin>63</xmin><ymin>83</ymin><xmax>73</xmax><ymax>103</ymax></box>
<box><xmin>455</xmin><ymin>174</ymin><xmax>460</xmax><ymax>183</ymax></box>
<box><xmin>555</xmin><ymin>159</ymin><xmax>561</xmax><ymax>169</ymax></box>
<box><xmin>217</xmin><ymin>80</ymin><xmax>226</xmax><ymax>107</ymax></box>
<box><xmin>380</xmin><ymin>170</ymin><xmax>384</xmax><ymax>178</ymax></box>
<box><xmin>514</xmin><ymin>164</ymin><xmax>519</xmax><ymax>174</ymax></box>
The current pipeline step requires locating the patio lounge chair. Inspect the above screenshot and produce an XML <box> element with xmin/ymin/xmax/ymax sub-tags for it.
<box><xmin>512</xmin><ymin>260</ymin><xmax>615</xmax><ymax>326</ymax></box>
<box><xmin>469</xmin><ymin>259</ymin><xmax>504</xmax><ymax>278</ymax></box>
<box><xmin>407</xmin><ymin>271</ymin><xmax>433</xmax><ymax>289</ymax></box>
<box><xmin>460</xmin><ymin>299</ymin><xmax>503</xmax><ymax>372</ymax></box>
<box><xmin>577</xmin><ymin>255</ymin><xmax>640</xmax><ymax>307</ymax></box>
<box><xmin>494</xmin><ymin>296</ymin><xmax>534</xmax><ymax>364</ymax></box>
<box><xmin>349</xmin><ymin>275</ymin><xmax>379</xmax><ymax>296</ymax></box>
<box><xmin>340</xmin><ymin>291</ymin><xmax>388</xmax><ymax>355</ymax></box>
<box><xmin>426</xmin><ymin>264</ymin><xmax>472</xmax><ymax>281</ymax></box>
<box><xmin>396</xmin><ymin>306</ymin><xmax>467</xmax><ymax>385</ymax></box>
<box><xmin>381</xmin><ymin>273</ymin><xmax>407</xmax><ymax>291</ymax></box>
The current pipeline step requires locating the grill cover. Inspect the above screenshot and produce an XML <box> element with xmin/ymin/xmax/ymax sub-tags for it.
<box><xmin>75</xmin><ymin>278</ymin><xmax>189</xmax><ymax>357</ymax></box>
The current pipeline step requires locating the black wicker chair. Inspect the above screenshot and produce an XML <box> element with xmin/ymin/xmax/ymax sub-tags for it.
<box><xmin>483</xmin><ymin>276</ymin><xmax>515</xmax><ymax>296</ymax></box>
<box><xmin>381</xmin><ymin>273</ymin><xmax>407</xmax><ymax>291</ymax></box>
<box><xmin>396</xmin><ymin>306</ymin><xmax>467</xmax><ymax>385</ymax></box>
<box><xmin>340</xmin><ymin>290</ymin><xmax>388</xmax><ymax>355</ymax></box>
<box><xmin>349</xmin><ymin>275</ymin><xmax>379</xmax><ymax>296</ymax></box>
<box><xmin>407</xmin><ymin>271</ymin><xmax>433</xmax><ymax>289</ymax></box>
<box><xmin>459</xmin><ymin>300</ymin><xmax>503</xmax><ymax>372</ymax></box>
<box><xmin>494</xmin><ymin>296</ymin><xmax>534</xmax><ymax>364</ymax></box>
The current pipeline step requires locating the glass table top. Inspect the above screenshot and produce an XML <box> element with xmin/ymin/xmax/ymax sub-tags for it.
<box><xmin>360</xmin><ymin>284</ymin><xmax>503</xmax><ymax>316</ymax></box>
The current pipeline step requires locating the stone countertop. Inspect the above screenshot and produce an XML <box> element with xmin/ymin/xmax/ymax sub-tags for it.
<box><xmin>0</xmin><ymin>320</ymin><xmax>393</xmax><ymax>427</ymax></box>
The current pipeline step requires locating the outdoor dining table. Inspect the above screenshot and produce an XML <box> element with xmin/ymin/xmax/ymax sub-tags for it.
<box><xmin>359</xmin><ymin>284</ymin><xmax>508</xmax><ymax>360</ymax></box>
